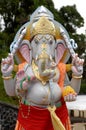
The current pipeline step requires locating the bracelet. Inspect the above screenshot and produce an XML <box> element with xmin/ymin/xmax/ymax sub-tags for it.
<box><xmin>20</xmin><ymin>78</ymin><xmax>26</xmax><ymax>89</ymax></box>
<box><xmin>72</xmin><ymin>74</ymin><xmax>82</xmax><ymax>79</ymax></box>
<box><xmin>2</xmin><ymin>74</ymin><xmax>13</xmax><ymax>80</ymax></box>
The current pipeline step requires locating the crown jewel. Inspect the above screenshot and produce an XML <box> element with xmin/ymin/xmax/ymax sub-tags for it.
<box><xmin>30</xmin><ymin>16</ymin><xmax>56</xmax><ymax>38</ymax></box>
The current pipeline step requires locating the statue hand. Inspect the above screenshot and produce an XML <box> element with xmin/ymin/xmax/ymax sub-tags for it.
<box><xmin>64</xmin><ymin>93</ymin><xmax>77</xmax><ymax>102</ymax></box>
<box><xmin>16</xmin><ymin>70</ymin><xmax>28</xmax><ymax>91</ymax></box>
<box><xmin>63</xmin><ymin>86</ymin><xmax>77</xmax><ymax>102</ymax></box>
<box><xmin>72</xmin><ymin>53</ymin><xmax>84</xmax><ymax>76</ymax></box>
<box><xmin>1</xmin><ymin>53</ymin><xmax>14</xmax><ymax>76</ymax></box>
<box><xmin>16</xmin><ymin>70</ymin><xmax>36</xmax><ymax>91</ymax></box>
<box><xmin>46</xmin><ymin>62</ymin><xmax>60</xmax><ymax>81</ymax></box>
<box><xmin>16</xmin><ymin>70</ymin><xmax>26</xmax><ymax>81</ymax></box>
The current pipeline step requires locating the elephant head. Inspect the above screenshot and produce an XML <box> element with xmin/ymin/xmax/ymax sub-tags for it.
<box><xmin>16</xmin><ymin>16</ymin><xmax>67</xmax><ymax>78</ymax></box>
<box><xmin>18</xmin><ymin>39</ymin><xmax>66</xmax><ymax>78</ymax></box>
<box><xmin>31</xmin><ymin>34</ymin><xmax>57</xmax><ymax>77</ymax></box>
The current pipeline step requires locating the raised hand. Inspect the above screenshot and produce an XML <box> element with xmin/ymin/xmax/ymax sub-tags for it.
<box><xmin>1</xmin><ymin>53</ymin><xmax>14</xmax><ymax>76</ymax></box>
<box><xmin>16</xmin><ymin>70</ymin><xmax>28</xmax><ymax>92</ymax></box>
<box><xmin>16</xmin><ymin>70</ymin><xmax>26</xmax><ymax>82</ymax></box>
<box><xmin>71</xmin><ymin>53</ymin><xmax>84</xmax><ymax>76</ymax></box>
<box><xmin>16</xmin><ymin>70</ymin><xmax>35</xmax><ymax>91</ymax></box>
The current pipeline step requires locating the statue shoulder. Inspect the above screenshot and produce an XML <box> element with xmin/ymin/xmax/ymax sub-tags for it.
<box><xmin>18</xmin><ymin>62</ymin><xmax>27</xmax><ymax>71</ymax></box>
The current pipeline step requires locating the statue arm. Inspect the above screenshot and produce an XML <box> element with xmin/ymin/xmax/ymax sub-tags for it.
<box><xmin>1</xmin><ymin>53</ymin><xmax>17</xmax><ymax>96</ymax></box>
<box><xmin>70</xmin><ymin>77</ymin><xmax>81</xmax><ymax>94</ymax></box>
<box><xmin>63</xmin><ymin>75</ymin><xmax>82</xmax><ymax>102</ymax></box>
<box><xmin>65</xmin><ymin>63</ymin><xmax>82</xmax><ymax>94</ymax></box>
<box><xmin>70</xmin><ymin>53</ymin><xmax>84</xmax><ymax>93</ymax></box>
<box><xmin>2</xmin><ymin>77</ymin><xmax>16</xmax><ymax>96</ymax></box>
<box><xmin>63</xmin><ymin>54</ymin><xmax>84</xmax><ymax>101</ymax></box>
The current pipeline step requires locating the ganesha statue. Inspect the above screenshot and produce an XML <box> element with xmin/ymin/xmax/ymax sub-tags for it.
<box><xmin>1</xmin><ymin>6</ymin><xmax>84</xmax><ymax>130</ymax></box>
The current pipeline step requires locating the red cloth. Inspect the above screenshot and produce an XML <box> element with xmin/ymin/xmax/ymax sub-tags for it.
<box><xmin>17</xmin><ymin>100</ymin><xmax>69</xmax><ymax>130</ymax></box>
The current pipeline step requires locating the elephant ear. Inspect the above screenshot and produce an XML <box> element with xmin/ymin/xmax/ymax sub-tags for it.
<box><xmin>55</xmin><ymin>39</ymin><xmax>70</xmax><ymax>65</ymax></box>
<box><xmin>10</xmin><ymin>22</ymin><xmax>32</xmax><ymax>64</ymax></box>
<box><xmin>16</xmin><ymin>40</ymin><xmax>32</xmax><ymax>64</ymax></box>
<box><xmin>10</xmin><ymin>39</ymin><xmax>32</xmax><ymax>64</ymax></box>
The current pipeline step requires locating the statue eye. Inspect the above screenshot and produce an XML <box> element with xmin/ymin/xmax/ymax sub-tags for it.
<box><xmin>35</xmin><ymin>39</ymin><xmax>39</xmax><ymax>44</ymax></box>
<box><xmin>49</xmin><ymin>40</ymin><xmax>53</xmax><ymax>45</ymax></box>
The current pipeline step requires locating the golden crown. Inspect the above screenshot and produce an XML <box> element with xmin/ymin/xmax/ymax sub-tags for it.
<box><xmin>30</xmin><ymin>16</ymin><xmax>56</xmax><ymax>38</ymax></box>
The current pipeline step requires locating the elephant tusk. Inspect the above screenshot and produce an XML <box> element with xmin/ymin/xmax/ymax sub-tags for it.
<box><xmin>50</xmin><ymin>55</ymin><xmax>52</xmax><ymax>61</ymax></box>
<box><xmin>36</xmin><ymin>55</ymin><xmax>38</xmax><ymax>61</ymax></box>
<box><xmin>51</xmin><ymin>62</ymin><xmax>56</xmax><ymax>67</ymax></box>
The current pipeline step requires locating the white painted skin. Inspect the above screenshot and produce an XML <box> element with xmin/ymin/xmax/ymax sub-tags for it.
<box><xmin>1</xmin><ymin>34</ymin><xmax>84</xmax><ymax>104</ymax></box>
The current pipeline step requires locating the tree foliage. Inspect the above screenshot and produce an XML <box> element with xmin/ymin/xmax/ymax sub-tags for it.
<box><xmin>0</xmin><ymin>0</ymin><xmax>84</xmax><ymax>38</ymax></box>
<box><xmin>58</xmin><ymin>5</ymin><xmax>84</xmax><ymax>34</ymax></box>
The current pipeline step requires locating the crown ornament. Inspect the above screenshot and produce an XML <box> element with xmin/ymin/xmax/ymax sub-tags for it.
<box><xmin>30</xmin><ymin>16</ymin><xmax>56</xmax><ymax>38</ymax></box>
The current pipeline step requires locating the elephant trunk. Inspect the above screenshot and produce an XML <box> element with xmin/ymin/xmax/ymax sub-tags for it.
<box><xmin>38</xmin><ymin>56</ymin><xmax>55</xmax><ymax>77</ymax></box>
<box><xmin>36</xmin><ymin>43</ymin><xmax>56</xmax><ymax>77</ymax></box>
<box><xmin>38</xmin><ymin>58</ymin><xmax>49</xmax><ymax>76</ymax></box>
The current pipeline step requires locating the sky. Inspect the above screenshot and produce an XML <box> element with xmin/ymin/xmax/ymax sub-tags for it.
<box><xmin>52</xmin><ymin>0</ymin><xmax>86</xmax><ymax>34</ymax></box>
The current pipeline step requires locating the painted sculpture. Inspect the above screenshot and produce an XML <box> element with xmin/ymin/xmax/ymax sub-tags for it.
<box><xmin>1</xmin><ymin>6</ymin><xmax>84</xmax><ymax>130</ymax></box>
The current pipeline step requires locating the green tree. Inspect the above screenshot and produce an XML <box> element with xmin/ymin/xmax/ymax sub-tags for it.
<box><xmin>0</xmin><ymin>0</ymin><xmax>58</xmax><ymax>47</ymax></box>
<box><xmin>58</xmin><ymin>5</ymin><xmax>84</xmax><ymax>34</ymax></box>
<box><xmin>58</xmin><ymin>5</ymin><xmax>86</xmax><ymax>73</ymax></box>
